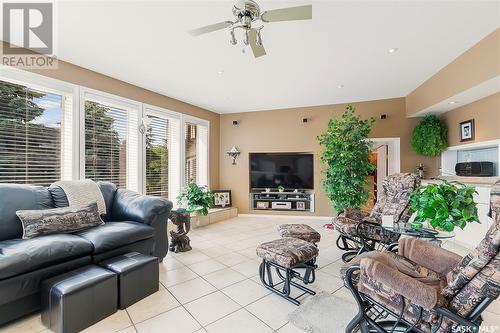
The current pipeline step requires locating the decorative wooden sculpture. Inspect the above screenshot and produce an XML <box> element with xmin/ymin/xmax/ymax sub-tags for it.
<box><xmin>168</xmin><ymin>210</ymin><xmax>192</xmax><ymax>253</ymax></box>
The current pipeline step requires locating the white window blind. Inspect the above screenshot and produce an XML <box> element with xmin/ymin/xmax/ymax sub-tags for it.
<box><xmin>84</xmin><ymin>100</ymin><xmax>128</xmax><ymax>189</ymax></box>
<box><xmin>145</xmin><ymin>115</ymin><xmax>169</xmax><ymax>198</ymax></box>
<box><xmin>0</xmin><ymin>79</ymin><xmax>71</xmax><ymax>186</ymax></box>
<box><xmin>144</xmin><ymin>109</ymin><xmax>180</xmax><ymax>201</ymax></box>
<box><xmin>197</xmin><ymin>124</ymin><xmax>209</xmax><ymax>187</ymax></box>
<box><xmin>184</xmin><ymin>122</ymin><xmax>197</xmax><ymax>185</ymax></box>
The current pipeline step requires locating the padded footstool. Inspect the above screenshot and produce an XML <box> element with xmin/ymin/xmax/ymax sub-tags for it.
<box><xmin>41</xmin><ymin>265</ymin><xmax>117</xmax><ymax>333</ymax></box>
<box><xmin>278</xmin><ymin>224</ymin><xmax>321</xmax><ymax>244</ymax></box>
<box><xmin>100</xmin><ymin>252</ymin><xmax>159</xmax><ymax>309</ymax></box>
<box><xmin>256</xmin><ymin>238</ymin><xmax>318</xmax><ymax>305</ymax></box>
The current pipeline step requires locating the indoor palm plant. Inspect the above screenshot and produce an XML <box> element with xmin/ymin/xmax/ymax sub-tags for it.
<box><xmin>317</xmin><ymin>104</ymin><xmax>375</xmax><ymax>215</ymax></box>
<box><xmin>177</xmin><ymin>183</ymin><xmax>213</xmax><ymax>216</ymax></box>
<box><xmin>409</xmin><ymin>180</ymin><xmax>479</xmax><ymax>231</ymax></box>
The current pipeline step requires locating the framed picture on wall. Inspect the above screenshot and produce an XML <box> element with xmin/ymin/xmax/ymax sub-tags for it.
<box><xmin>212</xmin><ymin>190</ymin><xmax>232</xmax><ymax>208</ymax></box>
<box><xmin>459</xmin><ymin>119</ymin><xmax>475</xmax><ymax>142</ymax></box>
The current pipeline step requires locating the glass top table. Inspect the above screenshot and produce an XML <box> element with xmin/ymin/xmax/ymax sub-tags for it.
<box><xmin>382</xmin><ymin>226</ymin><xmax>455</xmax><ymax>240</ymax></box>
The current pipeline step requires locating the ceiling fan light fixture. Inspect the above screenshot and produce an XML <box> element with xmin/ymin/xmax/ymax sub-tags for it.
<box><xmin>230</xmin><ymin>30</ymin><xmax>237</xmax><ymax>45</ymax></box>
<box><xmin>256</xmin><ymin>29</ymin><xmax>263</xmax><ymax>46</ymax></box>
<box><xmin>387</xmin><ymin>47</ymin><xmax>399</xmax><ymax>54</ymax></box>
<box><xmin>243</xmin><ymin>30</ymin><xmax>250</xmax><ymax>45</ymax></box>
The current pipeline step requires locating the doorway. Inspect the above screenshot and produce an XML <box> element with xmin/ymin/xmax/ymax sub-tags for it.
<box><xmin>368</xmin><ymin>138</ymin><xmax>401</xmax><ymax>205</ymax></box>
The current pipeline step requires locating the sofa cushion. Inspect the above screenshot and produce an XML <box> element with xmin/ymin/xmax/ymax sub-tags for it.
<box><xmin>0</xmin><ymin>234</ymin><xmax>93</xmax><ymax>280</ymax></box>
<box><xmin>0</xmin><ymin>184</ymin><xmax>55</xmax><ymax>241</ymax></box>
<box><xmin>16</xmin><ymin>202</ymin><xmax>104</xmax><ymax>239</ymax></box>
<box><xmin>75</xmin><ymin>221</ymin><xmax>154</xmax><ymax>254</ymax></box>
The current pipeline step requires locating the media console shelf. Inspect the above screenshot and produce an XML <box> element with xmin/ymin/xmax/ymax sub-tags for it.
<box><xmin>249</xmin><ymin>190</ymin><xmax>315</xmax><ymax>212</ymax></box>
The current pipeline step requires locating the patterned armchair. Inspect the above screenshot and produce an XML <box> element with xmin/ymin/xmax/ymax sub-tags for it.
<box><xmin>333</xmin><ymin>173</ymin><xmax>420</xmax><ymax>261</ymax></box>
<box><xmin>342</xmin><ymin>180</ymin><xmax>500</xmax><ymax>333</ymax></box>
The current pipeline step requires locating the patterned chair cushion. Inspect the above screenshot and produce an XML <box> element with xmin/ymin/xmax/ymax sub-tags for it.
<box><xmin>256</xmin><ymin>238</ymin><xmax>318</xmax><ymax>268</ymax></box>
<box><xmin>333</xmin><ymin>173</ymin><xmax>419</xmax><ymax>238</ymax></box>
<box><xmin>344</xmin><ymin>251</ymin><xmax>447</xmax><ymax>333</ymax></box>
<box><xmin>278</xmin><ymin>224</ymin><xmax>321</xmax><ymax>243</ymax></box>
<box><xmin>341</xmin><ymin>250</ymin><xmax>444</xmax><ymax>285</ymax></box>
<box><xmin>333</xmin><ymin>216</ymin><xmax>359</xmax><ymax>236</ymax></box>
<box><xmin>442</xmin><ymin>216</ymin><xmax>500</xmax><ymax>298</ymax></box>
<box><xmin>370</xmin><ymin>173</ymin><xmax>420</xmax><ymax>224</ymax></box>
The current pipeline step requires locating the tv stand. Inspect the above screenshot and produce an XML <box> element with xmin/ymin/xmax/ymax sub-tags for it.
<box><xmin>249</xmin><ymin>189</ymin><xmax>315</xmax><ymax>212</ymax></box>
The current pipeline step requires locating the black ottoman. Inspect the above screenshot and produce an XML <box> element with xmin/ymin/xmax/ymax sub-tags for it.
<box><xmin>100</xmin><ymin>252</ymin><xmax>159</xmax><ymax>309</ymax></box>
<box><xmin>41</xmin><ymin>265</ymin><xmax>117</xmax><ymax>333</ymax></box>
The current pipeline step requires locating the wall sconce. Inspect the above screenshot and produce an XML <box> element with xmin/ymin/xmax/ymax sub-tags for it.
<box><xmin>227</xmin><ymin>146</ymin><xmax>240</xmax><ymax>165</ymax></box>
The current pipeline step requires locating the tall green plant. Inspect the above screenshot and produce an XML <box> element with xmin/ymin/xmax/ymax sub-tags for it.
<box><xmin>411</xmin><ymin>115</ymin><xmax>447</xmax><ymax>156</ymax></box>
<box><xmin>177</xmin><ymin>183</ymin><xmax>213</xmax><ymax>216</ymax></box>
<box><xmin>317</xmin><ymin>105</ymin><xmax>375</xmax><ymax>214</ymax></box>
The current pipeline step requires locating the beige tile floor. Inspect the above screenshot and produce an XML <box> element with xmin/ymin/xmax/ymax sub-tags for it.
<box><xmin>1</xmin><ymin>215</ymin><xmax>499</xmax><ymax>333</ymax></box>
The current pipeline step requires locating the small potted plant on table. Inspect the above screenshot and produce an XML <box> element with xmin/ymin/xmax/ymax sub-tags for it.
<box><xmin>409</xmin><ymin>180</ymin><xmax>479</xmax><ymax>232</ymax></box>
<box><xmin>169</xmin><ymin>183</ymin><xmax>213</xmax><ymax>252</ymax></box>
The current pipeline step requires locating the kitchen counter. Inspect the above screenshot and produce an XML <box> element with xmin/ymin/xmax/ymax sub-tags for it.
<box><xmin>422</xmin><ymin>176</ymin><xmax>500</xmax><ymax>188</ymax></box>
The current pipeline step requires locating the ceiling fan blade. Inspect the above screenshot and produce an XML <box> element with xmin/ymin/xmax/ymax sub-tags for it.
<box><xmin>261</xmin><ymin>5</ymin><xmax>312</xmax><ymax>23</ymax></box>
<box><xmin>189</xmin><ymin>21</ymin><xmax>233</xmax><ymax>36</ymax></box>
<box><xmin>248</xmin><ymin>29</ymin><xmax>266</xmax><ymax>58</ymax></box>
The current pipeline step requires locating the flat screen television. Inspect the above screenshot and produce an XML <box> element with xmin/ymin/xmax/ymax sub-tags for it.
<box><xmin>249</xmin><ymin>153</ymin><xmax>314</xmax><ymax>189</ymax></box>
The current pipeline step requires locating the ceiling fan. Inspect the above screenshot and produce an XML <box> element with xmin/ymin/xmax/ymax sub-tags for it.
<box><xmin>189</xmin><ymin>0</ymin><xmax>312</xmax><ymax>58</ymax></box>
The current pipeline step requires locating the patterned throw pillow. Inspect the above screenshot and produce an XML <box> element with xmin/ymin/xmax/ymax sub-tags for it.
<box><xmin>16</xmin><ymin>202</ymin><xmax>104</xmax><ymax>239</ymax></box>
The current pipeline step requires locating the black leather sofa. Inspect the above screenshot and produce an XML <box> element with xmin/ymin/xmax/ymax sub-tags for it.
<box><xmin>0</xmin><ymin>182</ymin><xmax>172</xmax><ymax>326</ymax></box>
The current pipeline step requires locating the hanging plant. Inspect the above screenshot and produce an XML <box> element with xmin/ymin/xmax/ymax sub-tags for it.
<box><xmin>317</xmin><ymin>104</ymin><xmax>375</xmax><ymax>214</ymax></box>
<box><xmin>411</xmin><ymin>115</ymin><xmax>447</xmax><ymax>156</ymax></box>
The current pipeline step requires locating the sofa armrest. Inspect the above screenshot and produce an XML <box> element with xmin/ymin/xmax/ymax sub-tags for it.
<box><xmin>111</xmin><ymin>189</ymin><xmax>173</xmax><ymax>260</ymax></box>
<box><xmin>398</xmin><ymin>238</ymin><xmax>462</xmax><ymax>275</ymax></box>
<box><xmin>360</xmin><ymin>257</ymin><xmax>439</xmax><ymax>309</ymax></box>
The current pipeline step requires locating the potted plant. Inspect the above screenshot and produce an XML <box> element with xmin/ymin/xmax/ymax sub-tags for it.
<box><xmin>277</xmin><ymin>185</ymin><xmax>285</xmax><ymax>192</ymax></box>
<box><xmin>317</xmin><ymin>104</ymin><xmax>375</xmax><ymax>216</ymax></box>
<box><xmin>177</xmin><ymin>182</ymin><xmax>213</xmax><ymax>216</ymax></box>
<box><xmin>411</xmin><ymin>115</ymin><xmax>447</xmax><ymax>156</ymax></box>
<box><xmin>409</xmin><ymin>180</ymin><xmax>479</xmax><ymax>231</ymax></box>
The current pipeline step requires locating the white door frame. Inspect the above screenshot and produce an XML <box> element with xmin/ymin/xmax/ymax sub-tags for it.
<box><xmin>369</xmin><ymin>137</ymin><xmax>401</xmax><ymax>175</ymax></box>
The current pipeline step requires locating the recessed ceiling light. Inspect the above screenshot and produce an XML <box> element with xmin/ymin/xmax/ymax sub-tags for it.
<box><xmin>217</xmin><ymin>70</ymin><xmax>224</xmax><ymax>75</ymax></box>
<box><xmin>448</xmin><ymin>101</ymin><xmax>458</xmax><ymax>105</ymax></box>
<box><xmin>337</xmin><ymin>84</ymin><xmax>344</xmax><ymax>89</ymax></box>
<box><xmin>387</xmin><ymin>48</ymin><xmax>398</xmax><ymax>54</ymax></box>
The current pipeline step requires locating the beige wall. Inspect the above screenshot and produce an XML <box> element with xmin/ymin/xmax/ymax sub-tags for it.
<box><xmin>20</xmin><ymin>58</ymin><xmax>221</xmax><ymax>189</ymax></box>
<box><xmin>440</xmin><ymin>92</ymin><xmax>500</xmax><ymax>147</ymax></box>
<box><xmin>406</xmin><ymin>28</ymin><xmax>500</xmax><ymax>116</ymax></box>
<box><xmin>220</xmin><ymin>98</ymin><xmax>437</xmax><ymax>216</ymax></box>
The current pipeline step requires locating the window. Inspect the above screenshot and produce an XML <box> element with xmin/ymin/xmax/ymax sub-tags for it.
<box><xmin>83</xmin><ymin>96</ymin><xmax>139</xmax><ymax>191</ymax></box>
<box><xmin>1</xmin><ymin>69</ymin><xmax>209</xmax><ymax>197</ymax></box>
<box><xmin>0</xmin><ymin>79</ymin><xmax>72</xmax><ymax>186</ymax></box>
<box><xmin>145</xmin><ymin>115</ymin><xmax>169</xmax><ymax>197</ymax></box>
<box><xmin>184</xmin><ymin>122</ymin><xmax>197</xmax><ymax>185</ymax></box>
<box><xmin>183</xmin><ymin>120</ymin><xmax>208</xmax><ymax>187</ymax></box>
<box><xmin>143</xmin><ymin>108</ymin><xmax>180</xmax><ymax>200</ymax></box>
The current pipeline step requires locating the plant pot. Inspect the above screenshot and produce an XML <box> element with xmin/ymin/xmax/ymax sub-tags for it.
<box><xmin>409</xmin><ymin>221</ymin><xmax>423</xmax><ymax>229</ymax></box>
<box><xmin>426</xmin><ymin>221</ymin><xmax>447</xmax><ymax>232</ymax></box>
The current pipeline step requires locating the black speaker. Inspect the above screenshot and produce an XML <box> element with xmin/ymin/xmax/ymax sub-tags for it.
<box><xmin>455</xmin><ymin>162</ymin><xmax>494</xmax><ymax>177</ymax></box>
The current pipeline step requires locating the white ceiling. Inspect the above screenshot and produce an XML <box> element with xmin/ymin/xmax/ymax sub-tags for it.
<box><xmin>56</xmin><ymin>1</ymin><xmax>500</xmax><ymax>114</ymax></box>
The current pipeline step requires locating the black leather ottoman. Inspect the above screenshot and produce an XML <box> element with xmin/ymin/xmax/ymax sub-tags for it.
<box><xmin>100</xmin><ymin>252</ymin><xmax>159</xmax><ymax>309</ymax></box>
<box><xmin>41</xmin><ymin>265</ymin><xmax>117</xmax><ymax>333</ymax></box>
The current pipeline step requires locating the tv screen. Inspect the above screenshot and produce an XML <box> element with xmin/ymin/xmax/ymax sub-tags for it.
<box><xmin>250</xmin><ymin>153</ymin><xmax>314</xmax><ymax>189</ymax></box>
